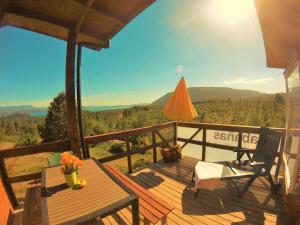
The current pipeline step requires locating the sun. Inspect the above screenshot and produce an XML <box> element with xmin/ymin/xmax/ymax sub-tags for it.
<box><xmin>208</xmin><ymin>0</ymin><xmax>255</xmax><ymax>27</ymax></box>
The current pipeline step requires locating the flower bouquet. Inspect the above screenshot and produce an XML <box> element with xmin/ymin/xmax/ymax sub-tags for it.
<box><xmin>161</xmin><ymin>144</ymin><xmax>182</xmax><ymax>163</ymax></box>
<box><xmin>60</xmin><ymin>152</ymin><xmax>83</xmax><ymax>187</ymax></box>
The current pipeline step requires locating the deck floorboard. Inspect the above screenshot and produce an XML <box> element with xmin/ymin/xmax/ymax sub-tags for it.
<box><xmin>21</xmin><ymin>156</ymin><xmax>291</xmax><ymax>225</ymax></box>
<box><xmin>102</xmin><ymin>156</ymin><xmax>291</xmax><ymax>225</ymax></box>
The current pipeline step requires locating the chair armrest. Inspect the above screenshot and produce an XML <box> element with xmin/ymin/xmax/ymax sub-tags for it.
<box><xmin>249</xmin><ymin>161</ymin><xmax>265</xmax><ymax>167</ymax></box>
<box><xmin>232</xmin><ymin>148</ymin><xmax>255</xmax><ymax>153</ymax></box>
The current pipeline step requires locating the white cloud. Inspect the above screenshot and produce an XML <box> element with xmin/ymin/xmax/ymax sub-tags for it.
<box><xmin>176</xmin><ymin>65</ymin><xmax>184</xmax><ymax>74</ymax></box>
<box><xmin>224</xmin><ymin>77</ymin><xmax>274</xmax><ymax>85</ymax></box>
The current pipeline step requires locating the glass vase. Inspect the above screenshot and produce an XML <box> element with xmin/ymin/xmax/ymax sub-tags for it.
<box><xmin>64</xmin><ymin>171</ymin><xmax>77</xmax><ymax>187</ymax></box>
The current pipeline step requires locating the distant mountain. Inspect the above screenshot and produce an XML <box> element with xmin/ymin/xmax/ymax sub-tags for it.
<box><xmin>0</xmin><ymin>104</ymin><xmax>146</xmax><ymax>117</ymax></box>
<box><xmin>0</xmin><ymin>105</ymin><xmax>45</xmax><ymax>111</ymax></box>
<box><xmin>151</xmin><ymin>87</ymin><xmax>282</xmax><ymax>106</ymax></box>
<box><xmin>0</xmin><ymin>105</ymin><xmax>47</xmax><ymax>117</ymax></box>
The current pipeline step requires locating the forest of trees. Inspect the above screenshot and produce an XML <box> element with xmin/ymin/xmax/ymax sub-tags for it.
<box><xmin>0</xmin><ymin>92</ymin><xmax>285</xmax><ymax>147</ymax></box>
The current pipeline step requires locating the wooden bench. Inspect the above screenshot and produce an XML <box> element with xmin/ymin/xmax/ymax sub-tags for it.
<box><xmin>104</xmin><ymin>164</ymin><xmax>174</xmax><ymax>225</ymax></box>
<box><xmin>22</xmin><ymin>181</ymin><xmax>42</xmax><ymax>225</ymax></box>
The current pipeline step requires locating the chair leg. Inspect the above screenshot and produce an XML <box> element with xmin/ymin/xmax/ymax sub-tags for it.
<box><xmin>194</xmin><ymin>188</ymin><xmax>199</xmax><ymax>198</ymax></box>
<box><xmin>266</xmin><ymin>173</ymin><xmax>281</xmax><ymax>193</ymax></box>
<box><xmin>238</xmin><ymin>176</ymin><xmax>256</xmax><ymax>198</ymax></box>
<box><xmin>236</xmin><ymin>152</ymin><xmax>244</xmax><ymax>161</ymax></box>
<box><xmin>161</xmin><ymin>216</ymin><xmax>167</xmax><ymax>225</ymax></box>
<box><xmin>246</xmin><ymin>152</ymin><xmax>252</xmax><ymax>160</ymax></box>
<box><xmin>191</xmin><ymin>171</ymin><xmax>195</xmax><ymax>183</ymax></box>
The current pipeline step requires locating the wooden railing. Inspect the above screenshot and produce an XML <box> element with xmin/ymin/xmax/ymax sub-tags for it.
<box><xmin>1</xmin><ymin>121</ymin><xmax>295</xmax><ymax>209</ymax></box>
<box><xmin>0</xmin><ymin>122</ymin><xmax>175</xmax><ymax>207</ymax></box>
<box><xmin>176</xmin><ymin>122</ymin><xmax>287</xmax><ymax>177</ymax></box>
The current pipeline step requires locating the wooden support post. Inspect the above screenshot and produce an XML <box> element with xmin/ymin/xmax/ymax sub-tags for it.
<box><xmin>202</xmin><ymin>128</ymin><xmax>206</xmax><ymax>161</ymax></box>
<box><xmin>275</xmin><ymin>132</ymin><xmax>286</xmax><ymax>178</ymax></box>
<box><xmin>173</xmin><ymin>122</ymin><xmax>177</xmax><ymax>145</ymax></box>
<box><xmin>66</xmin><ymin>30</ymin><xmax>82</xmax><ymax>158</ymax></box>
<box><xmin>238</xmin><ymin>131</ymin><xmax>242</xmax><ymax>149</ymax></box>
<box><xmin>126</xmin><ymin>140</ymin><xmax>132</xmax><ymax>173</ymax></box>
<box><xmin>76</xmin><ymin>45</ymin><xmax>89</xmax><ymax>159</ymax></box>
<box><xmin>152</xmin><ymin>131</ymin><xmax>157</xmax><ymax>163</ymax></box>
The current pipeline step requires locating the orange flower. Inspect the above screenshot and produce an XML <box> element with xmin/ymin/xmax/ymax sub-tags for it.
<box><xmin>60</xmin><ymin>152</ymin><xmax>83</xmax><ymax>174</ymax></box>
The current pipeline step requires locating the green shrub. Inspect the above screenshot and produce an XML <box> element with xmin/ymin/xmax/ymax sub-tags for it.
<box><xmin>133</xmin><ymin>159</ymin><xmax>145</xmax><ymax>170</ymax></box>
<box><xmin>109</xmin><ymin>143</ymin><xmax>125</xmax><ymax>154</ymax></box>
<box><xmin>15</xmin><ymin>135</ymin><xmax>37</xmax><ymax>147</ymax></box>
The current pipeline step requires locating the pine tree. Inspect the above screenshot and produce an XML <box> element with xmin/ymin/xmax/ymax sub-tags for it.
<box><xmin>38</xmin><ymin>92</ymin><xmax>69</xmax><ymax>142</ymax></box>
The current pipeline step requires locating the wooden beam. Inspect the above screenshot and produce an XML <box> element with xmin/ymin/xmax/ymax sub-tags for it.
<box><xmin>177</xmin><ymin>121</ymin><xmax>287</xmax><ymax>134</ymax></box>
<box><xmin>1</xmin><ymin>140</ymin><xmax>70</xmax><ymax>158</ymax></box>
<box><xmin>8</xmin><ymin>172</ymin><xmax>41</xmax><ymax>184</ymax></box>
<box><xmin>66</xmin><ymin>30</ymin><xmax>82</xmax><ymax>158</ymax></box>
<box><xmin>76</xmin><ymin>0</ymin><xmax>95</xmax><ymax>32</ymax></box>
<box><xmin>180</xmin><ymin>128</ymin><xmax>202</xmax><ymax>150</ymax></box>
<box><xmin>74</xmin><ymin>0</ymin><xmax>124</xmax><ymax>26</ymax></box>
<box><xmin>5</xmin><ymin>4</ymin><xmax>109</xmax><ymax>48</ymax></box>
<box><xmin>155</xmin><ymin>131</ymin><xmax>172</xmax><ymax>148</ymax></box>
<box><xmin>85</xmin><ymin>122</ymin><xmax>174</xmax><ymax>144</ymax></box>
<box><xmin>6</xmin><ymin>5</ymin><xmax>72</xmax><ymax>27</ymax></box>
<box><xmin>98</xmin><ymin>139</ymin><xmax>173</xmax><ymax>163</ymax></box>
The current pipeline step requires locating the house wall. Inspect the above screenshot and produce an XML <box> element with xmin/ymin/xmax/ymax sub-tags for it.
<box><xmin>0</xmin><ymin>178</ymin><xmax>13</xmax><ymax>225</ymax></box>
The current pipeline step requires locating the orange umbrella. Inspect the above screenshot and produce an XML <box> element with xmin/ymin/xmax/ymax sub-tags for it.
<box><xmin>163</xmin><ymin>77</ymin><xmax>198</xmax><ymax>121</ymax></box>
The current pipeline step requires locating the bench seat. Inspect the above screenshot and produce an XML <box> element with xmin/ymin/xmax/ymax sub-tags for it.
<box><xmin>104</xmin><ymin>164</ymin><xmax>174</xmax><ymax>225</ymax></box>
<box><xmin>22</xmin><ymin>181</ymin><xmax>42</xmax><ymax>225</ymax></box>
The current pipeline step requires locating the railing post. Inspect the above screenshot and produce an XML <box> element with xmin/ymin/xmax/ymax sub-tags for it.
<box><xmin>85</xmin><ymin>144</ymin><xmax>90</xmax><ymax>159</ymax></box>
<box><xmin>173</xmin><ymin>121</ymin><xmax>177</xmax><ymax>145</ymax></box>
<box><xmin>238</xmin><ymin>131</ymin><xmax>242</xmax><ymax>149</ymax></box>
<box><xmin>152</xmin><ymin>131</ymin><xmax>157</xmax><ymax>163</ymax></box>
<box><xmin>236</xmin><ymin>131</ymin><xmax>243</xmax><ymax>160</ymax></box>
<box><xmin>202</xmin><ymin>128</ymin><xmax>206</xmax><ymax>161</ymax></box>
<box><xmin>126</xmin><ymin>140</ymin><xmax>132</xmax><ymax>174</ymax></box>
<box><xmin>275</xmin><ymin>132</ymin><xmax>286</xmax><ymax>178</ymax></box>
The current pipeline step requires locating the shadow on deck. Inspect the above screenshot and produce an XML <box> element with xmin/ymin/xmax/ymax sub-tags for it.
<box><xmin>17</xmin><ymin>156</ymin><xmax>291</xmax><ymax>225</ymax></box>
<box><xmin>124</xmin><ymin>156</ymin><xmax>291</xmax><ymax>225</ymax></box>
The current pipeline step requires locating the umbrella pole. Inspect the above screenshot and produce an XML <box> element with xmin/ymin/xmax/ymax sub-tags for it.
<box><xmin>76</xmin><ymin>44</ymin><xmax>89</xmax><ymax>158</ymax></box>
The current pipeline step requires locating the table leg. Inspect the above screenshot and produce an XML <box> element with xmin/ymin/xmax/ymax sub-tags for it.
<box><xmin>132</xmin><ymin>198</ymin><xmax>140</xmax><ymax>225</ymax></box>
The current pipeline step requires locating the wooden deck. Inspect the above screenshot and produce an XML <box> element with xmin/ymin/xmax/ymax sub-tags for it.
<box><xmin>101</xmin><ymin>156</ymin><xmax>292</xmax><ymax>225</ymax></box>
<box><xmin>12</xmin><ymin>157</ymin><xmax>292</xmax><ymax>225</ymax></box>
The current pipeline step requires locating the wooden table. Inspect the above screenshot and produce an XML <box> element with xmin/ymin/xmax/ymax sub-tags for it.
<box><xmin>41</xmin><ymin>158</ymin><xmax>139</xmax><ymax>225</ymax></box>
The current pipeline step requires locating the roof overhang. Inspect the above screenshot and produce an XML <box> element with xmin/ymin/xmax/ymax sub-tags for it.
<box><xmin>0</xmin><ymin>0</ymin><xmax>155</xmax><ymax>50</ymax></box>
<box><xmin>254</xmin><ymin>0</ymin><xmax>300</xmax><ymax>69</ymax></box>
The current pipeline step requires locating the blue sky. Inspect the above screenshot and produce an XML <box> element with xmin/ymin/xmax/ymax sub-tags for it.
<box><xmin>0</xmin><ymin>0</ymin><xmax>285</xmax><ymax>106</ymax></box>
